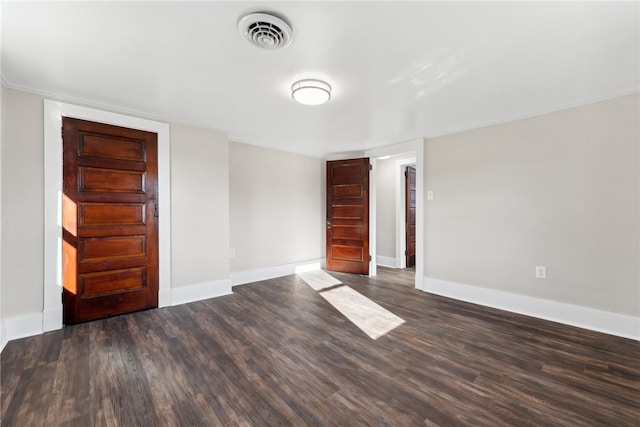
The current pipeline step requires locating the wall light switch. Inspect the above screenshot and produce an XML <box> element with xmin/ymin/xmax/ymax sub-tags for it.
<box><xmin>535</xmin><ymin>266</ymin><xmax>546</xmax><ymax>279</ymax></box>
<box><xmin>229</xmin><ymin>249</ymin><xmax>236</xmax><ymax>258</ymax></box>
<box><xmin>427</xmin><ymin>190</ymin><xmax>434</xmax><ymax>200</ymax></box>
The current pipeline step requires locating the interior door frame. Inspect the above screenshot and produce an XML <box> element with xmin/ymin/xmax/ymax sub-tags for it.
<box><xmin>397</xmin><ymin>158</ymin><xmax>416</xmax><ymax>270</ymax></box>
<box><xmin>43</xmin><ymin>100</ymin><xmax>171</xmax><ymax>332</ymax></box>
<box><xmin>366</xmin><ymin>139</ymin><xmax>424</xmax><ymax>290</ymax></box>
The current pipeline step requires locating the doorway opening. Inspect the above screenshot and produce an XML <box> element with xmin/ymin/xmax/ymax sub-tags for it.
<box><xmin>43</xmin><ymin>100</ymin><xmax>171</xmax><ymax>332</ymax></box>
<box><xmin>366</xmin><ymin>139</ymin><xmax>424</xmax><ymax>290</ymax></box>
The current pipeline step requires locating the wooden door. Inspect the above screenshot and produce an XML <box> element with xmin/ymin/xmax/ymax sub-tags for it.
<box><xmin>326</xmin><ymin>158</ymin><xmax>370</xmax><ymax>275</ymax></box>
<box><xmin>62</xmin><ymin>117</ymin><xmax>159</xmax><ymax>324</ymax></box>
<box><xmin>405</xmin><ymin>166</ymin><xmax>416</xmax><ymax>267</ymax></box>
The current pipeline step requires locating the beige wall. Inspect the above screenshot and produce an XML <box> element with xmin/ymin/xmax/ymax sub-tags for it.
<box><xmin>170</xmin><ymin>124</ymin><xmax>229</xmax><ymax>287</ymax></box>
<box><xmin>424</xmin><ymin>93</ymin><xmax>640</xmax><ymax>316</ymax></box>
<box><xmin>4</xmin><ymin>82</ymin><xmax>636</xmax><ymax>338</ymax></box>
<box><xmin>229</xmin><ymin>142</ymin><xmax>325</xmax><ymax>272</ymax></box>
<box><xmin>1</xmin><ymin>88</ymin><xmax>44</xmax><ymax>317</ymax></box>
<box><xmin>376</xmin><ymin>158</ymin><xmax>396</xmax><ymax>259</ymax></box>
<box><xmin>0</xmin><ymin>87</ymin><xmax>325</xmax><ymax>330</ymax></box>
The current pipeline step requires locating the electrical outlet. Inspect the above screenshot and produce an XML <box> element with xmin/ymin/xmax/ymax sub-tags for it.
<box><xmin>535</xmin><ymin>266</ymin><xmax>546</xmax><ymax>279</ymax></box>
<box><xmin>229</xmin><ymin>249</ymin><xmax>236</xmax><ymax>258</ymax></box>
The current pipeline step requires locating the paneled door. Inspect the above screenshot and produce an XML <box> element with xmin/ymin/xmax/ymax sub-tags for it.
<box><xmin>62</xmin><ymin>117</ymin><xmax>159</xmax><ymax>324</ymax></box>
<box><xmin>405</xmin><ymin>166</ymin><xmax>416</xmax><ymax>268</ymax></box>
<box><xmin>326</xmin><ymin>158</ymin><xmax>370</xmax><ymax>275</ymax></box>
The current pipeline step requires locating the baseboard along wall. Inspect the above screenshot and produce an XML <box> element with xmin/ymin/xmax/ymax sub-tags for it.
<box><xmin>376</xmin><ymin>255</ymin><xmax>398</xmax><ymax>269</ymax></box>
<box><xmin>231</xmin><ymin>259</ymin><xmax>325</xmax><ymax>286</ymax></box>
<box><xmin>423</xmin><ymin>277</ymin><xmax>639</xmax><ymax>340</ymax></box>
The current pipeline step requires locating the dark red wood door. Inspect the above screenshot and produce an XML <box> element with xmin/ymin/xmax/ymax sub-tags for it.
<box><xmin>326</xmin><ymin>158</ymin><xmax>370</xmax><ymax>275</ymax></box>
<box><xmin>62</xmin><ymin>117</ymin><xmax>159</xmax><ymax>324</ymax></box>
<box><xmin>405</xmin><ymin>166</ymin><xmax>416</xmax><ymax>267</ymax></box>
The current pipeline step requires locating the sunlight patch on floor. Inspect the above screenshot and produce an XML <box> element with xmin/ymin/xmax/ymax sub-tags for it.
<box><xmin>297</xmin><ymin>269</ymin><xmax>342</xmax><ymax>291</ymax></box>
<box><xmin>297</xmin><ymin>269</ymin><xmax>406</xmax><ymax>339</ymax></box>
<box><xmin>319</xmin><ymin>285</ymin><xmax>406</xmax><ymax>340</ymax></box>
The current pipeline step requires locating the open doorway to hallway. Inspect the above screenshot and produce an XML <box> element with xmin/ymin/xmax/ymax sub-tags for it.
<box><xmin>375</xmin><ymin>155</ymin><xmax>416</xmax><ymax>271</ymax></box>
<box><xmin>365</xmin><ymin>138</ymin><xmax>424</xmax><ymax>290</ymax></box>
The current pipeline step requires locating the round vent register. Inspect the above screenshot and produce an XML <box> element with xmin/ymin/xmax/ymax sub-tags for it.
<box><xmin>238</xmin><ymin>12</ymin><xmax>293</xmax><ymax>50</ymax></box>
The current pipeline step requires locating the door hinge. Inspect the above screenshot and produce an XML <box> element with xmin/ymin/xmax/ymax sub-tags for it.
<box><xmin>405</xmin><ymin>170</ymin><xmax>408</xmax><ymax>177</ymax></box>
<box><xmin>369</xmin><ymin>255</ymin><xmax>372</xmax><ymax>261</ymax></box>
<box><xmin>369</xmin><ymin>164</ymin><xmax>372</xmax><ymax>171</ymax></box>
<box><xmin>61</xmin><ymin>292</ymin><xmax>64</xmax><ymax>303</ymax></box>
<box><xmin>405</xmin><ymin>250</ymin><xmax>408</xmax><ymax>255</ymax></box>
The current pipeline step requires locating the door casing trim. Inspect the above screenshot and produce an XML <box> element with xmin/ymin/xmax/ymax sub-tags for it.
<box><xmin>396</xmin><ymin>158</ymin><xmax>416</xmax><ymax>270</ymax></box>
<box><xmin>44</xmin><ymin>100</ymin><xmax>172</xmax><ymax>331</ymax></box>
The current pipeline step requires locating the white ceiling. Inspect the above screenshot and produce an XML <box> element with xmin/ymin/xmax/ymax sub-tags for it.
<box><xmin>2</xmin><ymin>1</ymin><xmax>638</xmax><ymax>158</ymax></box>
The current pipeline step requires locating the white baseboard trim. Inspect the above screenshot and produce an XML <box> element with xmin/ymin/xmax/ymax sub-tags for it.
<box><xmin>423</xmin><ymin>277</ymin><xmax>640</xmax><ymax>340</ymax></box>
<box><xmin>0</xmin><ymin>320</ymin><xmax>7</xmax><ymax>353</ymax></box>
<box><xmin>171</xmin><ymin>279</ymin><xmax>233</xmax><ymax>306</ymax></box>
<box><xmin>376</xmin><ymin>256</ymin><xmax>398</xmax><ymax>269</ymax></box>
<box><xmin>231</xmin><ymin>258</ymin><xmax>325</xmax><ymax>286</ymax></box>
<box><xmin>43</xmin><ymin>306</ymin><xmax>63</xmax><ymax>332</ymax></box>
<box><xmin>5</xmin><ymin>312</ymin><xmax>44</xmax><ymax>343</ymax></box>
<box><xmin>158</xmin><ymin>288</ymin><xmax>172</xmax><ymax>308</ymax></box>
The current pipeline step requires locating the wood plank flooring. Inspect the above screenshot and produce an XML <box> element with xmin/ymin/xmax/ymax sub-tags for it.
<box><xmin>2</xmin><ymin>267</ymin><xmax>639</xmax><ymax>426</ymax></box>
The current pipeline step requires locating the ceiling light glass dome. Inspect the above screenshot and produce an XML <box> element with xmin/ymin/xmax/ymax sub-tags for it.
<box><xmin>291</xmin><ymin>79</ymin><xmax>332</xmax><ymax>106</ymax></box>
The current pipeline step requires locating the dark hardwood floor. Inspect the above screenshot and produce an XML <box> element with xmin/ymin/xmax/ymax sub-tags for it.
<box><xmin>2</xmin><ymin>267</ymin><xmax>639</xmax><ymax>426</ymax></box>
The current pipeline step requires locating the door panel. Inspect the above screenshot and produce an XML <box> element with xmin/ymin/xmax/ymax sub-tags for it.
<box><xmin>332</xmin><ymin>205</ymin><xmax>363</xmax><ymax>219</ymax></box>
<box><xmin>79</xmin><ymin>267</ymin><xmax>146</xmax><ymax>297</ymax></box>
<box><xmin>331</xmin><ymin>225</ymin><xmax>363</xmax><ymax>240</ymax></box>
<box><xmin>332</xmin><ymin>245</ymin><xmax>364</xmax><ymax>261</ymax></box>
<box><xmin>79</xmin><ymin>134</ymin><xmax>146</xmax><ymax>161</ymax></box>
<box><xmin>79</xmin><ymin>167</ymin><xmax>146</xmax><ymax>192</ymax></box>
<box><xmin>79</xmin><ymin>202</ymin><xmax>146</xmax><ymax>226</ymax></box>
<box><xmin>405</xmin><ymin>166</ymin><xmax>416</xmax><ymax>267</ymax></box>
<box><xmin>326</xmin><ymin>158</ymin><xmax>370</xmax><ymax>274</ymax></box>
<box><xmin>78</xmin><ymin>236</ymin><xmax>146</xmax><ymax>262</ymax></box>
<box><xmin>333</xmin><ymin>184</ymin><xmax>362</xmax><ymax>198</ymax></box>
<box><xmin>63</xmin><ymin>117</ymin><xmax>158</xmax><ymax>324</ymax></box>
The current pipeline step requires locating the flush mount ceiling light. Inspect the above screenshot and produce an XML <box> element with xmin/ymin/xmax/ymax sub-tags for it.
<box><xmin>291</xmin><ymin>79</ymin><xmax>332</xmax><ymax>106</ymax></box>
<box><xmin>238</xmin><ymin>12</ymin><xmax>293</xmax><ymax>50</ymax></box>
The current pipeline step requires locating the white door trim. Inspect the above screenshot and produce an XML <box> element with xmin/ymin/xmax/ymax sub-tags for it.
<box><xmin>43</xmin><ymin>100</ymin><xmax>172</xmax><ymax>332</ymax></box>
<box><xmin>368</xmin><ymin>158</ymin><xmax>378</xmax><ymax>277</ymax></box>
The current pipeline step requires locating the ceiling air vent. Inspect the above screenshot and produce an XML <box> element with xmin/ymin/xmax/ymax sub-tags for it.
<box><xmin>238</xmin><ymin>12</ymin><xmax>293</xmax><ymax>50</ymax></box>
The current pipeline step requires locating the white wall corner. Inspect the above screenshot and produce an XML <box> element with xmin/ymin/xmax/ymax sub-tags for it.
<box><xmin>231</xmin><ymin>259</ymin><xmax>325</xmax><ymax>286</ymax></box>
<box><xmin>5</xmin><ymin>312</ymin><xmax>43</xmax><ymax>343</ymax></box>
<box><xmin>376</xmin><ymin>256</ymin><xmax>398</xmax><ymax>269</ymax></box>
<box><xmin>171</xmin><ymin>279</ymin><xmax>233</xmax><ymax>307</ymax></box>
<box><xmin>423</xmin><ymin>277</ymin><xmax>640</xmax><ymax>340</ymax></box>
